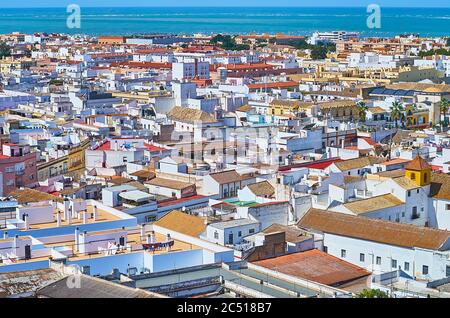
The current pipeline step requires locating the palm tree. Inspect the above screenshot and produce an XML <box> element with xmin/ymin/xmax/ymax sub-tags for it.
<box><xmin>440</xmin><ymin>98</ymin><xmax>449</xmax><ymax>127</ymax></box>
<box><xmin>356</xmin><ymin>101</ymin><xmax>369</xmax><ymax>122</ymax></box>
<box><xmin>390</xmin><ymin>101</ymin><xmax>404</xmax><ymax>128</ymax></box>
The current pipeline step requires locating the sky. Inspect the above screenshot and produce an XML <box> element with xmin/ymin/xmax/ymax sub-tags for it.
<box><xmin>2</xmin><ymin>0</ymin><xmax>449</xmax><ymax>8</ymax></box>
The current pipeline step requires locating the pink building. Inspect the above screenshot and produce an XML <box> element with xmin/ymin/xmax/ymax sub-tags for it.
<box><xmin>0</xmin><ymin>143</ymin><xmax>38</xmax><ymax>196</ymax></box>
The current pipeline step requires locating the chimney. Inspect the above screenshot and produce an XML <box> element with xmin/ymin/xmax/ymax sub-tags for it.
<box><xmin>140</xmin><ymin>224</ymin><xmax>146</xmax><ymax>240</ymax></box>
<box><xmin>74</xmin><ymin>227</ymin><xmax>80</xmax><ymax>252</ymax></box>
<box><xmin>63</xmin><ymin>197</ymin><xmax>70</xmax><ymax>220</ymax></box>
<box><xmin>166</xmin><ymin>233</ymin><xmax>172</xmax><ymax>251</ymax></box>
<box><xmin>93</xmin><ymin>205</ymin><xmax>98</xmax><ymax>221</ymax></box>
<box><xmin>56</xmin><ymin>212</ymin><xmax>61</xmax><ymax>227</ymax></box>
<box><xmin>67</xmin><ymin>206</ymin><xmax>72</xmax><ymax>225</ymax></box>
<box><xmin>24</xmin><ymin>214</ymin><xmax>29</xmax><ymax>230</ymax></box>
<box><xmin>82</xmin><ymin>211</ymin><xmax>88</xmax><ymax>224</ymax></box>
<box><xmin>3</xmin><ymin>231</ymin><xmax>8</xmax><ymax>240</ymax></box>
<box><xmin>13</xmin><ymin>235</ymin><xmax>19</xmax><ymax>250</ymax></box>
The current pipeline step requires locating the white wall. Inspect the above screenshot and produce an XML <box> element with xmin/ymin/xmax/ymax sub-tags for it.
<box><xmin>323</xmin><ymin>233</ymin><xmax>450</xmax><ymax>281</ymax></box>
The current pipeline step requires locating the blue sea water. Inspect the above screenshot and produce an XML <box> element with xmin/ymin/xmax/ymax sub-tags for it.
<box><xmin>0</xmin><ymin>7</ymin><xmax>448</xmax><ymax>37</ymax></box>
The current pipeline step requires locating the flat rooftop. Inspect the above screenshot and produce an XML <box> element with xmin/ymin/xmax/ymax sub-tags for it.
<box><xmin>128</xmin><ymin>263</ymin><xmax>336</xmax><ymax>298</ymax></box>
<box><xmin>26</xmin><ymin>205</ymin><xmax>121</xmax><ymax>230</ymax></box>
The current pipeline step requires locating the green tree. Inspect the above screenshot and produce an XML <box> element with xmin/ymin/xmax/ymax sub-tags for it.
<box><xmin>390</xmin><ymin>101</ymin><xmax>404</xmax><ymax>128</ymax></box>
<box><xmin>356</xmin><ymin>101</ymin><xmax>369</xmax><ymax>122</ymax></box>
<box><xmin>356</xmin><ymin>289</ymin><xmax>389</xmax><ymax>298</ymax></box>
<box><xmin>310</xmin><ymin>46</ymin><xmax>328</xmax><ymax>60</ymax></box>
<box><xmin>440</xmin><ymin>98</ymin><xmax>450</xmax><ymax>127</ymax></box>
<box><xmin>0</xmin><ymin>42</ymin><xmax>11</xmax><ymax>59</ymax></box>
<box><xmin>210</xmin><ymin>34</ymin><xmax>249</xmax><ymax>51</ymax></box>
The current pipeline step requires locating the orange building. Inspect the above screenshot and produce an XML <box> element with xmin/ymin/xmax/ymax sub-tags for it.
<box><xmin>97</xmin><ymin>36</ymin><xmax>127</xmax><ymax>45</ymax></box>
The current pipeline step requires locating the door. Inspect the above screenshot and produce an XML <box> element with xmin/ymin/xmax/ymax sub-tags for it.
<box><xmin>119</xmin><ymin>236</ymin><xmax>125</xmax><ymax>246</ymax></box>
<box><xmin>228</xmin><ymin>233</ymin><xmax>233</xmax><ymax>245</ymax></box>
<box><xmin>24</xmin><ymin>245</ymin><xmax>31</xmax><ymax>260</ymax></box>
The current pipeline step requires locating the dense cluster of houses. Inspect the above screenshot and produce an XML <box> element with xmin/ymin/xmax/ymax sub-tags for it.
<box><xmin>0</xmin><ymin>31</ymin><xmax>449</xmax><ymax>298</ymax></box>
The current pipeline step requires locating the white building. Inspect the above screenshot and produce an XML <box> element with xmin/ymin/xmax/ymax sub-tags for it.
<box><xmin>299</xmin><ymin>209</ymin><xmax>450</xmax><ymax>282</ymax></box>
<box><xmin>204</xmin><ymin>219</ymin><xmax>261</xmax><ymax>246</ymax></box>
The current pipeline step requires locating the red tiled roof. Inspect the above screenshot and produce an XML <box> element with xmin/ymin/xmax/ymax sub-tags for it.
<box><xmin>362</xmin><ymin>137</ymin><xmax>376</xmax><ymax>146</ymax></box>
<box><xmin>406</xmin><ymin>155</ymin><xmax>431</xmax><ymax>171</ymax></box>
<box><xmin>302</xmin><ymin>159</ymin><xmax>343</xmax><ymax>170</ymax></box>
<box><xmin>144</xmin><ymin>143</ymin><xmax>169</xmax><ymax>152</ymax></box>
<box><xmin>96</xmin><ymin>141</ymin><xmax>111</xmax><ymax>151</ymax></box>
<box><xmin>246</xmin><ymin>81</ymin><xmax>298</xmax><ymax>90</ymax></box>
<box><xmin>226</xmin><ymin>63</ymin><xmax>274</xmax><ymax>70</ymax></box>
<box><xmin>157</xmin><ymin>195</ymin><xmax>207</xmax><ymax>208</ymax></box>
<box><xmin>253</xmin><ymin>249</ymin><xmax>371</xmax><ymax>286</ymax></box>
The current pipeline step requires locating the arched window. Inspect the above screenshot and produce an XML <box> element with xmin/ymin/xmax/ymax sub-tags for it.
<box><xmin>410</xmin><ymin>173</ymin><xmax>416</xmax><ymax>180</ymax></box>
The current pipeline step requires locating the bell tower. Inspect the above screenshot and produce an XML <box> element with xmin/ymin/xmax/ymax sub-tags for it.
<box><xmin>405</xmin><ymin>155</ymin><xmax>431</xmax><ymax>187</ymax></box>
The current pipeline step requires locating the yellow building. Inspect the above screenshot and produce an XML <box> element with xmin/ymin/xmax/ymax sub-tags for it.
<box><xmin>269</xmin><ymin>100</ymin><xmax>312</xmax><ymax>116</ymax></box>
<box><xmin>68</xmin><ymin>139</ymin><xmax>90</xmax><ymax>172</ymax></box>
<box><xmin>405</xmin><ymin>104</ymin><xmax>429</xmax><ymax>129</ymax></box>
<box><xmin>405</xmin><ymin>155</ymin><xmax>431</xmax><ymax>187</ymax></box>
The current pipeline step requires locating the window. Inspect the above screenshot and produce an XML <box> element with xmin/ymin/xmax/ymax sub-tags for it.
<box><xmin>407</xmin><ymin>190</ymin><xmax>411</xmax><ymax>197</ymax></box>
<box><xmin>417</xmin><ymin>189</ymin><xmax>420</xmax><ymax>194</ymax></box>
<box><xmin>5</xmin><ymin>167</ymin><xmax>14</xmax><ymax>173</ymax></box>
<box><xmin>323</xmin><ymin>246</ymin><xmax>328</xmax><ymax>253</ymax></box>
<box><xmin>376</xmin><ymin>256</ymin><xmax>381</xmax><ymax>265</ymax></box>
<box><xmin>424</xmin><ymin>173</ymin><xmax>428</xmax><ymax>183</ymax></box>
<box><xmin>422</xmin><ymin>265</ymin><xmax>429</xmax><ymax>275</ymax></box>
<box><xmin>249</xmin><ymin>229</ymin><xmax>255</xmax><ymax>234</ymax></box>
<box><xmin>214</xmin><ymin>231</ymin><xmax>219</xmax><ymax>239</ymax></box>
<box><xmin>410</xmin><ymin>173</ymin><xmax>416</xmax><ymax>180</ymax></box>
<box><xmin>360</xmin><ymin>253</ymin><xmax>365</xmax><ymax>262</ymax></box>
<box><xmin>446</xmin><ymin>204</ymin><xmax>450</xmax><ymax>211</ymax></box>
<box><xmin>238</xmin><ymin>231</ymin><xmax>242</xmax><ymax>237</ymax></box>
<box><xmin>412</xmin><ymin>206</ymin><xmax>419</xmax><ymax>219</ymax></box>
<box><xmin>341</xmin><ymin>249</ymin><xmax>346</xmax><ymax>258</ymax></box>
<box><xmin>404</xmin><ymin>262</ymin><xmax>410</xmax><ymax>271</ymax></box>
<box><xmin>392</xmin><ymin>259</ymin><xmax>397</xmax><ymax>269</ymax></box>
<box><xmin>6</xmin><ymin>180</ymin><xmax>14</xmax><ymax>186</ymax></box>
<box><xmin>446</xmin><ymin>266</ymin><xmax>450</xmax><ymax>277</ymax></box>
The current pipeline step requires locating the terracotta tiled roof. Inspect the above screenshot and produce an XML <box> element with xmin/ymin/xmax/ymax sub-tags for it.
<box><xmin>167</xmin><ymin>106</ymin><xmax>216</xmax><ymax>124</ymax></box>
<box><xmin>333</xmin><ymin>156</ymin><xmax>385</xmax><ymax>171</ymax></box>
<box><xmin>298</xmin><ymin>209</ymin><xmax>450</xmax><ymax>250</ymax></box>
<box><xmin>253</xmin><ymin>249</ymin><xmax>370</xmax><ymax>286</ymax></box>
<box><xmin>209</xmin><ymin>170</ymin><xmax>255</xmax><ymax>184</ymax></box>
<box><xmin>145</xmin><ymin>177</ymin><xmax>194</xmax><ymax>190</ymax></box>
<box><xmin>343</xmin><ymin>194</ymin><xmax>404</xmax><ymax>215</ymax></box>
<box><xmin>154</xmin><ymin>210</ymin><xmax>206</xmax><ymax>237</ymax></box>
<box><xmin>262</xmin><ymin>224</ymin><xmax>311</xmax><ymax>243</ymax></box>
<box><xmin>10</xmin><ymin>188</ymin><xmax>64</xmax><ymax>204</ymax></box>
<box><xmin>430</xmin><ymin>173</ymin><xmax>450</xmax><ymax>201</ymax></box>
<box><xmin>405</xmin><ymin>155</ymin><xmax>431</xmax><ymax>171</ymax></box>
<box><xmin>247</xmin><ymin>181</ymin><xmax>275</xmax><ymax>198</ymax></box>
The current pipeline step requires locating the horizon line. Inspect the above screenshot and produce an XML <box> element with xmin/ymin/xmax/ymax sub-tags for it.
<box><xmin>2</xmin><ymin>5</ymin><xmax>450</xmax><ymax>8</ymax></box>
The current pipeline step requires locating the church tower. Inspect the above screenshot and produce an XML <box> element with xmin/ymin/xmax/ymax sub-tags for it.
<box><xmin>405</xmin><ymin>155</ymin><xmax>431</xmax><ymax>187</ymax></box>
